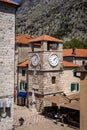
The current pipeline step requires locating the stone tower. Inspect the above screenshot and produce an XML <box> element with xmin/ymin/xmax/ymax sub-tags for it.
<box><xmin>28</xmin><ymin>35</ymin><xmax>63</xmax><ymax>111</ymax></box>
<box><xmin>0</xmin><ymin>1</ymin><xmax>19</xmax><ymax>129</ymax></box>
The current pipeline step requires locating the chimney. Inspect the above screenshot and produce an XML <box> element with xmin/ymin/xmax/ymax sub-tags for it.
<box><xmin>72</xmin><ymin>47</ymin><xmax>76</xmax><ymax>55</ymax></box>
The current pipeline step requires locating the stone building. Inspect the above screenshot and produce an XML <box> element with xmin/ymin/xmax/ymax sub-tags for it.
<box><xmin>63</xmin><ymin>48</ymin><xmax>87</xmax><ymax>65</ymax></box>
<box><xmin>61</xmin><ymin>61</ymin><xmax>80</xmax><ymax>94</ymax></box>
<box><xmin>17</xmin><ymin>59</ymin><xmax>80</xmax><ymax>108</ymax></box>
<box><xmin>16</xmin><ymin>34</ymin><xmax>87</xmax><ymax>113</ymax></box>
<box><xmin>0</xmin><ymin>0</ymin><xmax>18</xmax><ymax>129</ymax></box>
<box><xmin>15</xmin><ymin>34</ymin><xmax>33</xmax><ymax>87</ymax></box>
<box><xmin>28</xmin><ymin>35</ymin><xmax>63</xmax><ymax>111</ymax></box>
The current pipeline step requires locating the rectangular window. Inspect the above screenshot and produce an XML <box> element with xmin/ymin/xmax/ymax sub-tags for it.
<box><xmin>52</xmin><ymin>76</ymin><xmax>56</xmax><ymax>84</ymax></box>
<box><xmin>22</xmin><ymin>70</ymin><xmax>25</xmax><ymax>76</ymax></box>
<box><xmin>71</xmin><ymin>83</ymin><xmax>79</xmax><ymax>92</ymax></box>
<box><xmin>20</xmin><ymin>81</ymin><xmax>27</xmax><ymax>91</ymax></box>
<box><xmin>20</xmin><ymin>81</ymin><xmax>22</xmax><ymax>90</ymax></box>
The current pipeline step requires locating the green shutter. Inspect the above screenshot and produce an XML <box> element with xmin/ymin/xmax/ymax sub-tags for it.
<box><xmin>22</xmin><ymin>70</ymin><xmax>25</xmax><ymax>76</ymax></box>
<box><xmin>20</xmin><ymin>81</ymin><xmax>22</xmax><ymax>90</ymax></box>
<box><xmin>71</xmin><ymin>84</ymin><xmax>75</xmax><ymax>91</ymax></box>
<box><xmin>77</xmin><ymin>83</ymin><xmax>79</xmax><ymax>91</ymax></box>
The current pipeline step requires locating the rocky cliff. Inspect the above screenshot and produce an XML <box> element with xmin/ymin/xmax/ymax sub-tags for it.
<box><xmin>16</xmin><ymin>0</ymin><xmax>87</xmax><ymax>41</ymax></box>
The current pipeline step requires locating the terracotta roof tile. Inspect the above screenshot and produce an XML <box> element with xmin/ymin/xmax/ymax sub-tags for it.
<box><xmin>16</xmin><ymin>34</ymin><xmax>33</xmax><ymax>44</ymax></box>
<box><xmin>18</xmin><ymin>60</ymin><xmax>78</xmax><ymax>68</ymax></box>
<box><xmin>17</xmin><ymin>60</ymin><xmax>28</xmax><ymax>67</ymax></box>
<box><xmin>0</xmin><ymin>0</ymin><xmax>19</xmax><ymax>5</ymax></box>
<box><xmin>28</xmin><ymin>35</ymin><xmax>63</xmax><ymax>43</ymax></box>
<box><xmin>63</xmin><ymin>49</ymin><xmax>87</xmax><ymax>57</ymax></box>
<box><xmin>63</xmin><ymin>61</ymin><xmax>79</xmax><ymax>68</ymax></box>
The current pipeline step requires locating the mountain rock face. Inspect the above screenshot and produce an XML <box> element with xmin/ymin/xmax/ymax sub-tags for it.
<box><xmin>16</xmin><ymin>0</ymin><xmax>87</xmax><ymax>41</ymax></box>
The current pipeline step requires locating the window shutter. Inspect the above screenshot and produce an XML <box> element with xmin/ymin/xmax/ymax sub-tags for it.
<box><xmin>71</xmin><ymin>84</ymin><xmax>75</xmax><ymax>91</ymax></box>
<box><xmin>20</xmin><ymin>81</ymin><xmax>22</xmax><ymax>90</ymax></box>
<box><xmin>22</xmin><ymin>70</ymin><xmax>25</xmax><ymax>76</ymax></box>
<box><xmin>77</xmin><ymin>83</ymin><xmax>79</xmax><ymax>91</ymax></box>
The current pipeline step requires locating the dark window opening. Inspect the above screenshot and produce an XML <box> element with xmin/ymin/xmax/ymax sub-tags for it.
<box><xmin>22</xmin><ymin>70</ymin><xmax>25</xmax><ymax>76</ymax></box>
<box><xmin>47</xmin><ymin>42</ymin><xmax>58</xmax><ymax>50</ymax></box>
<box><xmin>52</xmin><ymin>76</ymin><xmax>56</xmax><ymax>84</ymax></box>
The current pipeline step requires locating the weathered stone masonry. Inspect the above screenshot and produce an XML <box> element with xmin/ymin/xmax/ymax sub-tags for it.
<box><xmin>0</xmin><ymin>2</ymin><xmax>17</xmax><ymax>130</ymax></box>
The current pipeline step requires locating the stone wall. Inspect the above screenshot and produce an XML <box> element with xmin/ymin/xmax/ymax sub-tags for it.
<box><xmin>15</xmin><ymin>45</ymin><xmax>29</xmax><ymax>87</ymax></box>
<box><xmin>60</xmin><ymin>68</ymin><xmax>80</xmax><ymax>94</ymax></box>
<box><xmin>28</xmin><ymin>41</ymin><xmax>63</xmax><ymax>111</ymax></box>
<box><xmin>15</xmin><ymin>44</ymin><xmax>29</xmax><ymax>87</ymax></box>
<box><xmin>64</xmin><ymin>57</ymin><xmax>87</xmax><ymax>66</ymax></box>
<box><xmin>18</xmin><ymin>67</ymin><xmax>27</xmax><ymax>91</ymax></box>
<box><xmin>18</xmin><ymin>45</ymin><xmax>29</xmax><ymax>63</ymax></box>
<box><xmin>0</xmin><ymin>3</ymin><xmax>16</xmax><ymax>130</ymax></box>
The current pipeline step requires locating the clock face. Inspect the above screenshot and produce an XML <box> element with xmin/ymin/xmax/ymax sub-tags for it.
<box><xmin>31</xmin><ymin>54</ymin><xmax>39</xmax><ymax>66</ymax></box>
<box><xmin>49</xmin><ymin>54</ymin><xmax>59</xmax><ymax>67</ymax></box>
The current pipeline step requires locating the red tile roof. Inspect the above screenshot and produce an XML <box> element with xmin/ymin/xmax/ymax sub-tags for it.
<box><xmin>28</xmin><ymin>35</ymin><xmax>63</xmax><ymax>43</ymax></box>
<box><xmin>17</xmin><ymin>60</ymin><xmax>28</xmax><ymax>67</ymax></box>
<box><xmin>16</xmin><ymin>34</ymin><xmax>33</xmax><ymax>44</ymax></box>
<box><xmin>63</xmin><ymin>61</ymin><xmax>79</xmax><ymax>68</ymax></box>
<box><xmin>0</xmin><ymin>0</ymin><xmax>19</xmax><ymax>6</ymax></box>
<box><xmin>63</xmin><ymin>49</ymin><xmax>87</xmax><ymax>57</ymax></box>
<box><xmin>18</xmin><ymin>60</ymin><xmax>78</xmax><ymax>68</ymax></box>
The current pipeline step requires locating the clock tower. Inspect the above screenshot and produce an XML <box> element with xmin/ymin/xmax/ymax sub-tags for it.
<box><xmin>28</xmin><ymin>35</ymin><xmax>63</xmax><ymax>111</ymax></box>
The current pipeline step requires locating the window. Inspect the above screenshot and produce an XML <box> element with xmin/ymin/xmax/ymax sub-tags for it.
<box><xmin>52</xmin><ymin>76</ymin><xmax>56</xmax><ymax>84</ymax></box>
<box><xmin>20</xmin><ymin>81</ymin><xmax>27</xmax><ymax>91</ymax></box>
<box><xmin>71</xmin><ymin>83</ymin><xmax>79</xmax><ymax>92</ymax></box>
<box><xmin>47</xmin><ymin>43</ymin><xmax>58</xmax><ymax>50</ymax></box>
<box><xmin>20</xmin><ymin>81</ymin><xmax>22</xmax><ymax>90</ymax></box>
<box><xmin>22</xmin><ymin>70</ymin><xmax>25</xmax><ymax>76</ymax></box>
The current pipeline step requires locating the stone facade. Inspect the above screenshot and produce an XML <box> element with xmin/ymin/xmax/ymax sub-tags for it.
<box><xmin>0</xmin><ymin>2</ymin><xmax>17</xmax><ymax>130</ymax></box>
<box><xmin>17</xmin><ymin>45</ymin><xmax>29</xmax><ymax>63</ymax></box>
<box><xmin>28</xmin><ymin>39</ymin><xmax>63</xmax><ymax>111</ymax></box>
<box><xmin>64</xmin><ymin>57</ymin><xmax>87</xmax><ymax>66</ymax></box>
<box><xmin>16</xmin><ymin>35</ymin><xmax>87</xmax><ymax>112</ymax></box>
<box><xmin>15</xmin><ymin>44</ymin><xmax>29</xmax><ymax>87</ymax></box>
<box><xmin>18</xmin><ymin>67</ymin><xmax>28</xmax><ymax>91</ymax></box>
<box><xmin>15</xmin><ymin>35</ymin><xmax>31</xmax><ymax>87</ymax></box>
<box><xmin>60</xmin><ymin>68</ymin><xmax>80</xmax><ymax>94</ymax></box>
